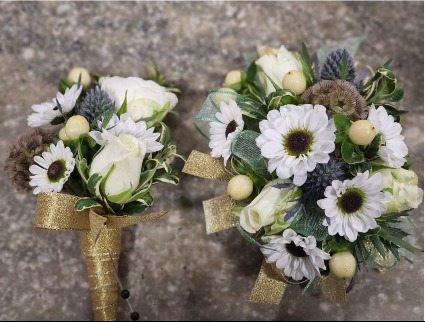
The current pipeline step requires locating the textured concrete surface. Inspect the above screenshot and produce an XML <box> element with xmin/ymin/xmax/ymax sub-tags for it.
<box><xmin>0</xmin><ymin>1</ymin><xmax>423</xmax><ymax>321</ymax></box>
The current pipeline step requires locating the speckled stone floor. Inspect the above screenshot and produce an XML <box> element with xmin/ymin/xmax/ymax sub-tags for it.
<box><xmin>0</xmin><ymin>1</ymin><xmax>423</xmax><ymax>321</ymax></box>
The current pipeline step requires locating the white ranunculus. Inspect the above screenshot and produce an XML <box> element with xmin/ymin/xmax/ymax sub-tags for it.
<box><xmin>99</xmin><ymin>76</ymin><xmax>178</xmax><ymax>125</ymax></box>
<box><xmin>89</xmin><ymin>133</ymin><xmax>146</xmax><ymax>204</ymax></box>
<box><xmin>255</xmin><ymin>45</ymin><xmax>302</xmax><ymax>95</ymax></box>
<box><xmin>239</xmin><ymin>179</ymin><xmax>300</xmax><ymax>234</ymax></box>
<box><xmin>377</xmin><ymin>168</ymin><xmax>423</xmax><ymax>212</ymax></box>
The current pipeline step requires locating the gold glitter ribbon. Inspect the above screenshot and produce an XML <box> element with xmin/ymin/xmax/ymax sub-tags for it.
<box><xmin>33</xmin><ymin>192</ymin><xmax>167</xmax><ymax>321</ymax></box>
<box><xmin>203</xmin><ymin>195</ymin><xmax>235</xmax><ymax>233</ymax></box>
<box><xmin>318</xmin><ymin>273</ymin><xmax>346</xmax><ymax>304</ymax></box>
<box><xmin>249</xmin><ymin>260</ymin><xmax>287</xmax><ymax>304</ymax></box>
<box><xmin>182</xmin><ymin>150</ymin><xmax>233</xmax><ymax>182</ymax></box>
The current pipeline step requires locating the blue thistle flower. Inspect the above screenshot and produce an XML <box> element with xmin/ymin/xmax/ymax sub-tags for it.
<box><xmin>303</xmin><ymin>157</ymin><xmax>348</xmax><ymax>196</ymax></box>
<box><xmin>79</xmin><ymin>87</ymin><xmax>114</xmax><ymax>128</ymax></box>
<box><xmin>320</xmin><ymin>48</ymin><xmax>356</xmax><ymax>83</ymax></box>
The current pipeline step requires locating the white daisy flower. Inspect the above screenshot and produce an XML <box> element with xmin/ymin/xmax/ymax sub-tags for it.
<box><xmin>256</xmin><ymin>104</ymin><xmax>336</xmax><ymax>186</ymax></box>
<box><xmin>317</xmin><ymin>171</ymin><xmax>392</xmax><ymax>242</ymax></box>
<box><xmin>367</xmin><ymin>105</ymin><xmax>408</xmax><ymax>168</ymax></box>
<box><xmin>261</xmin><ymin>229</ymin><xmax>331</xmax><ymax>281</ymax></box>
<box><xmin>209</xmin><ymin>99</ymin><xmax>244</xmax><ymax>164</ymax></box>
<box><xmin>28</xmin><ymin>101</ymin><xmax>61</xmax><ymax>127</ymax></box>
<box><xmin>55</xmin><ymin>84</ymin><xmax>83</xmax><ymax>113</ymax></box>
<box><xmin>29</xmin><ymin>140</ymin><xmax>75</xmax><ymax>194</ymax></box>
<box><xmin>89</xmin><ymin>113</ymin><xmax>163</xmax><ymax>153</ymax></box>
<box><xmin>27</xmin><ymin>84</ymin><xmax>82</xmax><ymax>127</ymax></box>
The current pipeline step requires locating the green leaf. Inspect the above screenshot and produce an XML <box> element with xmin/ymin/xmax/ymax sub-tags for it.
<box><xmin>107</xmin><ymin>186</ymin><xmax>133</xmax><ymax>204</ymax></box>
<box><xmin>341</xmin><ymin>140</ymin><xmax>355</xmax><ymax>162</ymax></box>
<box><xmin>74</xmin><ymin>198</ymin><xmax>102</xmax><ymax>212</ymax></box>
<box><xmin>50</xmin><ymin>116</ymin><xmax>65</xmax><ymax>126</ymax></box>
<box><xmin>152</xmin><ymin>169</ymin><xmax>179</xmax><ymax>185</ymax></box>
<box><xmin>76</xmin><ymin>157</ymin><xmax>89</xmax><ymax>183</ymax></box>
<box><xmin>265</xmin><ymin>90</ymin><xmax>299</xmax><ymax>110</ymax></box>
<box><xmin>228</xmin><ymin>82</ymin><xmax>242</xmax><ymax>92</ymax></box>
<box><xmin>101</xmin><ymin>108</ymin><xmax>115</xmax><ymax>129</ymax></box>
<box><xmin>231</xmin><ymin>156</ymin><xmax>247</xmax><ymax>175</ymax></box>
<box><xmin>335</xmin><ymin>132</ymin><xmax>347</xmax><ymax>143</ymax></box>
<box><xmin>362</xmin><ymin>134</ymin><xmax>382</xmax><ymax>160</ymax></box>
<box><xmin>126</xmin><ymin>185</ymin><xmax>152</xmax><ymax>204</ymax></box>
<box><xmin>116</xmin><ymin>91</ymin><xmax>128</xmax><ymax>116</ymax></box>
<box><xmin>326</xmin><ymin>238</ymin><xmax>354</xmax><ymax>253</ymax></box>
<box><xmin>87</xmin><ymin>173</ymin><xmax>102</xmax><ymax>196</ymax></box>
<box><xmin>99</xmin><ymin>164</ymin><xmax>116</xmax><ymax>197</ymax></box>
<box><xmin>158</xmin><ymin>122</ymin><xmax>171</xmax><ymax>146</ymax></box>
<box><xmin>378</xmin><ymin>230</ymin><xmax>418</xmax><ymax>254</ymax></box>
<box><xmin>246</xmin><ymin>61</ymin><xmax>258</xmax><ymax>83</ymax></box>
<box><xmin>122</xmin><ymin>201</ymin><xmax>148</xmax><ymax>215</ymax></box>
<box><xmin>333</xmin><ymin>114</ymin><xmax>351</xmax><ymax>133</ymax></box>
<box><xmin>371</xmin><ymin>236</ymin><xmax>387</xmax><ymax>260</ymax></box>
<box><xmin>59</xmin><ymin>77</ymin><xmax>75</xmax><ymax>93</ymax></box>
<box><xmin>264</xmin><ymin>74</ymin><xmax>282</xmax><ymax>92</ymax></box>
<box><xmin>349</xmin><ymin>161</ymin><xmax>372</xmax><ymax>176</ymax></box>
<box><xmin>300</xmin><ymin>42</ymin><xmax>316</xmax><ymax>86</ymax></box>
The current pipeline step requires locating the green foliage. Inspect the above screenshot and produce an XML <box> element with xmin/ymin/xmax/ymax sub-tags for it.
<box><xmin>158</xmin><ymin>122</ymin><xmax>171</xmax><ymax>146</ymax></box>
<box><xmin>122</xmin><ymin>192</ymin><xmax>154</xmax><ymax>215</ymax></box>
<box><xmin>300</xmin><ymin>43</ymin><xmax>317</xmax><ymax>87</ymax></box>
<box><xmin>87</xmin><ymin>173</ymin><xmax>102</xmax><ymax>196</ymax></box>
<box><xmin>264</xmin><ymin>89</ymin><xmax>300</xmax><ymax>110</ymax></box>
<box><xmin>362</xmin><ymin>65</ymin><xmax>404</xmax><ymax>105</ymax></box>
<box><xmin>74</xmin><ymin>198</ymin><xmax>102</xmax><ymax>211</ymax></box>
<box><xmin>101</xmin><ymin>108</ymin><xmax>115</xmax><ymax>129</ymax></box>
<box><xmin>116</xmin><ymin>91</ymin><xmax>128</xmax><ymax>116</ymax></box>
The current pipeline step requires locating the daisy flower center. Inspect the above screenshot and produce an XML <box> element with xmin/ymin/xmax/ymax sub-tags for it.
<box><xmin>286</xmin><ymin>242</ymin><xmax>308</xmax><ymax>258</ymax></box>
<box><xmin>47</xmin><ymin>160</ymin><xmax>66</xmax><ymax>182</ymax></box>
<box><xmin>337</xmin><ymin>188</ymin><xmax>365</xmax><ymax>214</ymax></box>
<box><xmin>284</xmin><ymin>129</ymin><xmax>313</xmax><ymax>156</ymax></box>
<box><xmin>225</xmin><ymin>120</ymin><xmax>238</xmax><ymax>138</ymax></box>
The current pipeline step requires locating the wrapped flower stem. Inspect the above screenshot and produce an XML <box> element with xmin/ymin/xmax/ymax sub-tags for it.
<box><xmin>81</xmin><ymin>228</ymin><xmax>121</xmax><ymax>321</ymax></box>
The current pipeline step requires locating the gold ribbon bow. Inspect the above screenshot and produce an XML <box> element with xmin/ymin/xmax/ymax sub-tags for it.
<box><xmin>33</xmin><ymin>192</ymin><xmax>167</xmax><ymax>321</ymax></box>
<box><xmin>183</xmin><ymin>150</ymin><xmax>347</xmax><ymax>305</ymax></box>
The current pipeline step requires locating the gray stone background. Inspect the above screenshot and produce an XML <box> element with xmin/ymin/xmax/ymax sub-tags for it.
<box><xmin>0</xmin><ymin>1</ymin><xmax>423</xmax><ymax>321</ymax></box>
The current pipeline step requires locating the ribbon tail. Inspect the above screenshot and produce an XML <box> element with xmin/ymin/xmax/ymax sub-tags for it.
<box><xmin>182</xmin><ymin>150</ymin><xmax>233</xmax><ymax>182</ymax></box>
<box><xmin>249</xmin><ymin>260</ymin><xmax>287</xmax><ymax>304</ymax></box>
<box><xmin>320</xmin><ymin>273</ymin><xmax>346</xmax><ymax>304</ymax></box>
<box><xmin>106</xmin><ymin>210</ymin><xmax>168</xmax><ymax>229</ymax></box>
<box><xmin>203</xmin><ymin>195</ymin><xmax>235</xmax><ymax>234</ymax></box>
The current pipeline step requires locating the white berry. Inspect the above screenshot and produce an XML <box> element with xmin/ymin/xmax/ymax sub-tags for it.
<box><xmin>348</xmin><ymin>120</ymin><xmax>376</xmax><ymax>145</ymax></box>
<box><xmin>329</xmin><ymin>251</ymin><xmax>357</xmax><ymax>279</ymax></box>
<box><xmin>68</xmin><ymin>67</ymin><xmax>91</xmax><ymax>87</ymax></box>
<box><xmin>59</xmin><ymin>127</ymin><xmax>70</xmax><ymax>141</ymax></box>
<box><xmin>227</xmin><ymin>175</ymin><xmax>254</xmax><ymax>201</ymax></box>
<box><xmin>281</xmin><ymin>70</ymin><xmax>307</xmax><ymax>95</ymax></box>
<box><xmin>223</xmin><ymin>70</ymin><xmax>242</xmax><ymax>87</ymax></box>
<box><xmin>65</xmin><ymin>115</ymin><xmax>90</xmax><ymax>140</ymax></box>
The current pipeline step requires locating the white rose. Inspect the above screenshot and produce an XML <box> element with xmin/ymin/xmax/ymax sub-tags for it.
<box><xmin>239</xmin><ymin>179</ymin><xmax>300</xmax><ymax>234</ymax></box>
<box><xmin>377</xmin><ymin>168</ymin><xmax>423</xmax><ymax>212</ymax></box>
<box><xmin>99</xmin><ymin>76</ymin><xmax>178</xmax><ymax>125</ymax></box>
<box><xmin>89</xmin><ymin>133</ymin><xmax>146</xmax><ymax>204</ymax></box>
<box><xmin>255</xmin><ymin>45</ymin><xmax>302</xmax><ymax>95</ymax></box>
